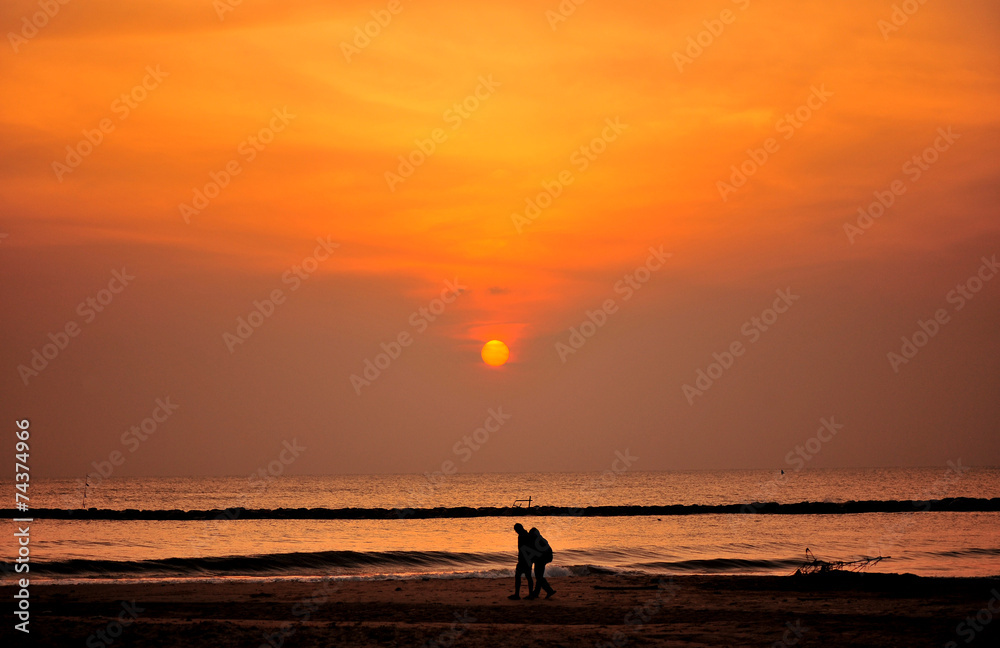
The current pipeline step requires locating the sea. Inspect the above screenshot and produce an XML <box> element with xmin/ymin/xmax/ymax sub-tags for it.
<box><xmin>3</xmin><ymin>467</ymin><xmax>999</xmax><ymax>584</ymax></box>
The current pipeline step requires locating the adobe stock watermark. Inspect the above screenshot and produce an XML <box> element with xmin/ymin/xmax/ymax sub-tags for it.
<box><xmin>511</xmin><ymin>117</ymin><xmax>627</xmax><ymax>233</ymax></box>
<box><xmin>340</xmin><ymin>0</ymin><xmax>407</xmax><ymax>62</ymax></box>
<box><xmin>84</xmin><ymin>600</ymin><xmax>145</xmax><ymax>648</ymax></box>
<box><xmin>682</xmin><ymin>288</ymin><xmax>800</xmax><ymax>404</ymax></box>
<box><xmin>878</xmin><ymin>0</ymin><xmax>932</xmax><ymax>41</ymax></box>
<box><xmin>179</xmin><ymin>107</ymin><xmax>296</xmax><ymax>223</ymax></box>
<box><xmin>424</xmin><ymin>611</ymin><xmax>477</xmax><ymax>648</ymax></box>
<box><xmin>843</xmin><ymin>126</ymin><xmax>959</xmax><ymax>244</ymax></box>
<box><xmin>76</xmin><ymin>397</ymin><xmax>180</xmax><ymax>490</ymax></box>
<box><xmin>7</xmin><ymin>0</ymin><xmax>72</xmax><ymax>53</ymax></box>
<box><xmin>385</xmin><ymin>75</ymin><xmax>500</xmax><ymax>192</ymax></box>
<box><xmin>554</xmin><ymin>246</ymin><xmax>670</xmax><ymax>363</ymax></box>
<box><xmin>595</xmin><ymin>577</ymin><xmax>679</xmax><ymax>648</ymax></box>
<box><xmin>716</xmin><ymin>84</ymin><xmax>833</xmax><ymax>202</ymax></box>
<box><xmin>784</xmin><ymin>417</ymin><xmax>844</xmax><ymax>472</ymax></box>
<box><xmin>17</xmin><ymin>268</ymin><xmax>136</xmax><ymax>386</ymax></box>
<box><xmin>213</xmin><ymin>0</ymin><xmax>244</xmax><ymax>21</ymax></box>
<box><xmin>52</xmin><ymin>66</ymin><xmax>168</xmax><ymax>182</ymax></box>
<box><xmin>886</xmin><ymin>254</ymin><xmax>997</xmax><ymax>373</ymax></box>
<box><xmin>260</xmin><ymin>578</ymin><xmax>342</xmax><ymax>648</ymax></box>
<box><xmin>769</xmin><ymin>619</ymin><xmax>809</xmax><ymax>648</ymax></box>
<box><xmin>400</xmin><ymin>407</ymin><xmax>512</xmax><ymax>514</ymax></box>
<box><xmin>223</xmin><ymin>236</ymin><xmax>339</xmax><ymax>353</ymax></box>
<box><xmin>190</xmin><ymin>439</ymin><xmax>307</xmax><ymax>552</ymax></box>
<box><xmin>528</xmin><ymin>448</ymin><xmax>639</xmax><ymax>550</ymax></box>
<box><xmin>731</xmin><ymin>417</ymin><xmax>843</xmax><ymax>528</ymax></box>
<box><xmin>350</xmin><ymin>278</ymin><xmax>467</xmax><ymax>394</ymax></box>
<box><xmin>248</xmin><ymin>439</ymin><xmax>307</xmax><ymax>487</ymax></box>
<box><xmin>452</xmin><ymin>407</ymin><xmax>512</xmax><ymax>464</ymax></box>
<box><xmin>944</xmin><ymin>589</ymin><xmax>1000</xmax><ymax>648</ymax></box>
<box><xmin>673</xmin><ymin>0</ymin><xmax>752</xmax><ymax>73</ymax></box>
<box><xmin>544</xmin><ymin>0</ymin><xmax>589</xmax><ymax>31</ymax></box>
<box><xmin>864</xmin><ymin>458</ymin><xmax>970</xmax><ymax>558</ymax></box>
<box><xmin>581</xmin><ymin>449</ymin><xmax>639</xmax><ymax>496</ymax></box>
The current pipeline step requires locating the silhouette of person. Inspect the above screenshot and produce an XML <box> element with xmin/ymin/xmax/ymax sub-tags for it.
<box><xmin>525</xmin><ymin>527</ymin><xmax>555</xmax><ymax>599</ymax></box>
<box><xmin>508</xmin><ymin>523</ymin><xmax>533</xmax><ymax>600</ymax></box>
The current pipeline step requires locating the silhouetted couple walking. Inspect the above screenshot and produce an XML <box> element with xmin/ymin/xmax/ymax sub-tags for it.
<box><xmin>509</xmin><ymin>523</ymin><xmax>556</xmax><ymax>600</ymax></box>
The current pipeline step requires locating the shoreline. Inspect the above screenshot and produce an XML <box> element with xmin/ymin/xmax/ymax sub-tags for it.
<box><xmin>12</xmin><ymin>568</ymin><xmax>1000</xmax><ymax>587</ymax></box>
<box><xmin>6</xmin><ymin>572</ymin><xmax>999</xmax><ymax>646</ymax></box>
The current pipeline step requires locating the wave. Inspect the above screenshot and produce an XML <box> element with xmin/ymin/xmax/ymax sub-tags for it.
<box><xmin>631</xmin><ymin>557</ymin><xmax>805</xmax><ymax>573</ymax></box>
<box><xmin>14</xmin><ymin>548</ymin><xmax>625</xmax><ymax>578</ymax></box>
<box><xmin>928</xmin><ymin>547</ymin><xmax>1000</xmax><ymax>558</ymax></box>
<box><xmin>4</xmin><ymin>497</ymin><xmax>999</xmax><ymax>520</ymax></box>
<box><xmin>9</xmin><ymin>548</ymin><xmax>798</xmax><ymax>580</ymax></box>
<box><xmin>21</xmin><ymin>549</ymin><xmax>514</xmax><ymax>578</ymax></box>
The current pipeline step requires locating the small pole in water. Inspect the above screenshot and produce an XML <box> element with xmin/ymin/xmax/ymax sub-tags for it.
<box><xmin>82</xmin><ymin>476</ymin><xmax>89</xmax><ymax>509</ymax></box>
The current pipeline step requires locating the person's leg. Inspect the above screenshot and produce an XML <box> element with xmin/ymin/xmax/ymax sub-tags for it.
<box><xmin>540</xmin><ymin>561</ymin><xmax>555</xmax><ymax>596</ymax></box>
<box><xmin>510</xmin><ymin>563</ymin><xmax>531</xmax><ymax>599</ymax></box>
<box><xmin>535</xmin><ymin>560</ymin><xmax>555</xmax><ymax>597</ymax></box>
<box><xmin>527</xmin><ymin>562</ymin><xmax>543</xmax><ymax>598</ymax></box>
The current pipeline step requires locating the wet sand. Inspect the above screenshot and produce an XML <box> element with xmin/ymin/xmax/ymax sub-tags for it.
<box><xmin>5</xmin><ymin>572</ymin><xmax>1000</xmax><ymax>647</ymax></box>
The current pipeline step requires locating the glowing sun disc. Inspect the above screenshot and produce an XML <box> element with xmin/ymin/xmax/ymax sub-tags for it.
<box><xmin>481</xmin><ymin>340</ymin><xmax>509</xmax><ymax>367</ymax></box>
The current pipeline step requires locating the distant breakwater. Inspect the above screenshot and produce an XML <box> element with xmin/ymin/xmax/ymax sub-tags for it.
<box><xmin>4</xmin><ymin>497</ymin><xmax>999</xmax><ymax>520</ymax></box>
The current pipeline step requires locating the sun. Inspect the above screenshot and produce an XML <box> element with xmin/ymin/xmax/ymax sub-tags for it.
<box><xmin>481</xmin><ymin>340</ymin><xmax>509</xmax><ymax>367</ymax></box>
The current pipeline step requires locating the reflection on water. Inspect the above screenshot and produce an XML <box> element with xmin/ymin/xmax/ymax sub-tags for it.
<box><xmin>3</xmin><ymin>468</ymin><xmax>997</xmax><ymax>581</ymax></box>
<box><xmin>5</xmin><ymin>511</ymin><xmax>999</xmax><ymax>580</ymax></box>
<box><xmin>14</xmin><ymin>466</ymin><xmax>1000</xmax><ymax>511</ymax></box>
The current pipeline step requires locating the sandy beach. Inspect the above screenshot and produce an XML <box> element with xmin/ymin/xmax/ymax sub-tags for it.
<box><xmin>6</xmin><ymin>572</ymin><xmax>999</xmax><ymax>647</ymax></box>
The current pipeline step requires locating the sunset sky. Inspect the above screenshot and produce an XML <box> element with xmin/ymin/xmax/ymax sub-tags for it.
<box><xmin>2</xmin><ymin>0</ymin><xmax>998</xmax><ymax>478</ymax></box>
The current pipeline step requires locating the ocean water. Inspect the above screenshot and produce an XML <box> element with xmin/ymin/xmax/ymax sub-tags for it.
<box><xmin>3</xmin><ymin>467</ymin><xmax>999</xmax><ymax>583</ymax></box>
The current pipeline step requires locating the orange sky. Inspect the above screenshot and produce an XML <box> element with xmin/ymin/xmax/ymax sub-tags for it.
<box><xmin>2</xmin><ymin>0</ymin><xmax>999</xmax><ymax>477</ymax></box>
